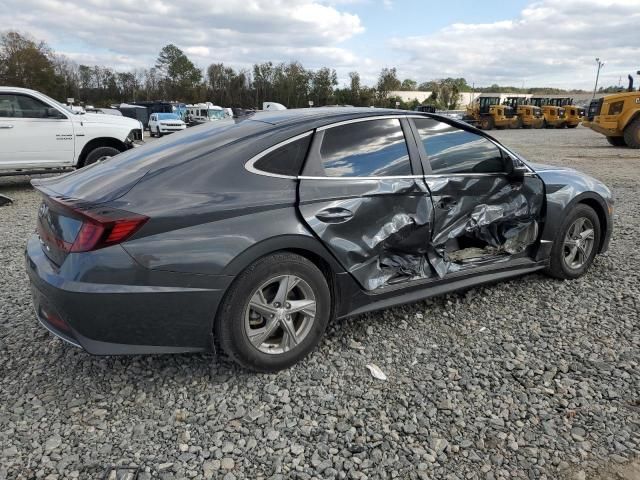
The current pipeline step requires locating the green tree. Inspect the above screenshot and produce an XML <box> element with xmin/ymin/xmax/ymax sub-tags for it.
<box><xmin>400</xmin><ymin>78</ymin><xmax>417</xmax><ymax>91</ymax></box>
<box><xmin>155</xmin><ymin>44</ymin><xmax>202</xmax><ymax>99</ymax></box>
<box><xmin>0</xmin><ymin>31</ymin><xmax>57</xmax><ymax>93</ymax></box>
<box><xmin>310</xmin><ymin>67</ymin><xmax>337</xmax><ymax>106</ymax></box>
<box><xmin>349</xmin><ymin>71</ymin><xmax>360</xmax><ymax>105</ymax></box>
<box><xmin>376</xmin><ymin>67</ymin><xmax>401</xmax><ymax>102</ymax></box>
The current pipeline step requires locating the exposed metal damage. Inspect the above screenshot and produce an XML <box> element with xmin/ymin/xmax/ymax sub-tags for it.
<box><xmin>300</xmin><ymin>176</ymin><xmax>544</xmax><ymax>291</ymax></box>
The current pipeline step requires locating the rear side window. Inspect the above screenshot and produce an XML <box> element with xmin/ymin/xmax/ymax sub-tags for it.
<box><xmin>319</xmin><ymin>119</ymin><xmax>411</xmax><ymax>177</ymax></box>
<box><xmin>253</xmin><ymin>135</ymin><xmax>312</xmax><ymax>177</ymax></box>
<box><xmin>414</xmin><ymin>118</ymin><xmax>505</xmax><ymax>174</ymax></box>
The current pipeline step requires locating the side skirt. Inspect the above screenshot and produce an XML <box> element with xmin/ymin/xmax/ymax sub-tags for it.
<box><xmin>339</xmin><ymin>261</ymin><xmax>547</xmax><ymax>319</ymax></box>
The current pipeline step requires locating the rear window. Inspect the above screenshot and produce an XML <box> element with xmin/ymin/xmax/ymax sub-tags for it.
<box><xmin>319</xmin><ymin>119</ymin><xmax>411</xmax><ymax>177</ymax></box>
<box><xmin>252</xmin><ymin>135</ymin><xmax>312</xmax><ymax>177</ymax></box>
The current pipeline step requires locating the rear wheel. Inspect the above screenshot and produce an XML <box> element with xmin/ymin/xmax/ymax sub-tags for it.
<box><xmin>623</xmin><ymin>117</ymin><xmax>640</xmax><ymax>149</ymax></box>
<box><xmin>545</xmin><ymin>204</ymin><xmax>600</xmax><ymax>280</ymax></box>
<box><xmin>83</xmin><ymin>146</ymin><xmax>121</xmax><ymax>166</ymax></box>
<box><xmin>215</xmin><ymin>252</ymin><xmax>331</xmax><ymax>372</ymax></box>
<box><xmin>606</xmin><ymin>136</ymin><xmax>627</xmax><ymax>147</ymax></box>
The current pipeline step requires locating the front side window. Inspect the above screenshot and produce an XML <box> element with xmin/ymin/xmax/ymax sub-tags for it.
<box><xmin>0</xmin><ymin>94</ymin><xmax>56</xmax><ymax>119</ymax></box>
<box><xmin>319</xmin><ymin>118</ymin><xmax>411</xmax><ymax>177</ymax></box>
<box><xmin>413</xmin><ymin>118</ymin><xmax>505</xmax><ymax>174</ymax></box>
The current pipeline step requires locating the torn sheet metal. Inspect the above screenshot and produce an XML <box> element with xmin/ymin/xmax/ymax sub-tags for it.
<box><xmin>299</xmin><ymin>174</ymin><xmax>545</xmax><ymax>291</ymax></box>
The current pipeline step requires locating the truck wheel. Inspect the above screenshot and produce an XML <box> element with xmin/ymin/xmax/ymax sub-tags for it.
<box><xmin>606</xmin><ymin>136</ymin><xmax>627</xmax><ymax>147</ymax></box>
<box><xmin>623</xmin><ymin>117</ymin><xmax>640</xmax><ymax>149</ymax></box>
<box><xmin>480</xmin><ymin>117</ymin><xmax>494</xmax><ymax>130</ymax></box>
<box><xmin>84</xmin><ymin>146</ymin><xmax>121</xmax><ymax>166</ymax></box>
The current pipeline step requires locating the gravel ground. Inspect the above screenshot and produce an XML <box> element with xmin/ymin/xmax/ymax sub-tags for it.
<box><xmin>0</xmin><ymin>126</ymin><xmax>639</xmax><ymax>480</ymax></box>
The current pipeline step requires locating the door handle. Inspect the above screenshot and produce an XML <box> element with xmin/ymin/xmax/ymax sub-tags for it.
<box><xmin>436</xmin><ymin>196</ymin><xmax>458</xmax><ymax>210</ymax></box>
<box><xmin>0</xmin><ymin>124</ymin><xmax>13</xmax><ymax>129</ymax></box>
<box><xmin>315</xmin><ymin>207</ymin><xmax>354</xmax><ymax>223</ymax></box>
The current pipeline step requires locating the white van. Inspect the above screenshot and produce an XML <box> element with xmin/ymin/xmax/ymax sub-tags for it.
<box><xmin>185</xmin><ymin>102</ymin><xmax>226</xmax><ymax>125</ymax></box>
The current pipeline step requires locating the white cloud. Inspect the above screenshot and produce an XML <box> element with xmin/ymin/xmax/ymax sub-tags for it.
<box><xmin>389</xmin><ymin>0</ymin><xmax>640</xmax><ymax>89</ymax></box>
<box><xmin>2</xmin><ymin>0</ymin><xmax>639</xmax><ymax>89</ymax></box>
<box><xmin>1</xmin><ymin>0</ymin><xmax>364</xmax><ymax>71</ymax></box>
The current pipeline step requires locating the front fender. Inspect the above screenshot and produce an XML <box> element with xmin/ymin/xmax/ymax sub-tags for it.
<box><xmin>535</xmin><ymin>167</ymin><xmax>613</xmax><ymax>258</ymax></box>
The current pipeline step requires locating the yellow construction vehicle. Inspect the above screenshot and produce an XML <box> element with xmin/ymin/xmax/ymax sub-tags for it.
<box><xmin>503</xmin><ymin>97</ymin><xmax>545</xmax><ymax>128</ymax></box>
<box><xmin>586</xmin><ymin>72</ymin><xmax>640</xmax><ymax>148</ymax></box>
<box><xmin>529</xmin><ymin>97</ymin><xmax>567</xmax><ymax>128</ymax></box>
<box><xmin>548</xmin><ymin>97</ymin><xmax>582</xmax><ymax>128</ymax></box>
<box><xmin>463</xmin><ymin>96</ymin><xmax>520</xmax><ymax>130</ymax></box>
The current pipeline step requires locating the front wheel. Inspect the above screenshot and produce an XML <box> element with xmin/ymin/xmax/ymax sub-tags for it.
<box><xmin>215</xmin><ymin>252</ymin><xmax>331</xmax><ymax>372</ymax></box>
<box><xmin>545</xmin><ymin>204</ymin><xmax>601</xmax><ymax>280</ymax></box>
<box><xmin>83</xmin><ymin>146</ymin><xmax>121</xmax><ymax>166</ymax></box>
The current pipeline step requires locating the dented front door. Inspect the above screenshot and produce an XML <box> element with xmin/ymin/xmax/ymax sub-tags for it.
<box><xmin>411</xmin><ymin>118</ymin><xmax>544</xmax><ymax>277</ymax></box>
<box><xmin>298</xmin><ymin>117</ymin><xmax>435</xmax><ymax>290</ymax></box>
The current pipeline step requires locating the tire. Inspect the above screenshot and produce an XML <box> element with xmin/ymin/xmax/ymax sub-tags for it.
<box><xmin>567</xmin><ymin>124</ymin><xmax>578</xmax><ymax>129</ymax></box>
<box><xmin>215</xmin><ymin>252</ymin><xmax>331</xmax><ymax>372</ymax></box>
<box><xmin>480</xmin><ymin>116</ymin><xmax>494</xmax><ymax>130</ymax></box>
<box><xmin>545</xmin><ymin>204</ymin><xmax>601</xmax><ymax>280</ymax></box>
<box><xmin>157</xmin><ymin>127</ymin><xmax>162</xmax><ymax>137</ymax></box>
<box><xmin>623</xmin><ymin>116</ymin><xmax>640</xmax><ymax>149</ymax></box>
<box><xmin>511</xmin><ymin>118</ymin><xmax>523</xmax><ymax>129</ymax></box>
<box><xmin>83</xmin><ymin>146</ymin><xmax>121</xmax><ymax>167</ymax></box>
<box><xmin>606</xmin><ymin>136</ymin><xmax>627</xmax><ymax>147</ymax></box>
<box><xmin>150</xmin><ymin>128</ymin><xmax>156</xmax><ymax>138</ymax></box>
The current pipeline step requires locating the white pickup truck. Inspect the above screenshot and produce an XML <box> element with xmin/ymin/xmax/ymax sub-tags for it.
<box><xmin>0</xmin><ymin>87</ymin><xmax>144</xmax><ymax>175</ymax></box>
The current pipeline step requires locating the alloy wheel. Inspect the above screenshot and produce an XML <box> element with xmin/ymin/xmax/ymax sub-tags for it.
<box><xmin>563</xmin><ymin>217</ymin><xmax>595</xmax><ymax>270</ymax></box>
<box><xmin>243</xmin><ymin>274</ymin><xmax>317</xmax><ymax>354</ymax></box>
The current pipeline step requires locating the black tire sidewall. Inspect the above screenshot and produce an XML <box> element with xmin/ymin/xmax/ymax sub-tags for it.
<box><xmin>623</xmin><ymin>118</ymin><xmax>640</xmax><ymax>149</ymax></box>
<box><xmin>84</xmin><ymin>146</ymin><xmax>121</xmax><ymax>166</ymax></box>
<box><xmin>549</xmin><ymin>205</ymin><xmax>601</xmax><ymax>279</ymax></box>
<box><xmin>216</xmin><ymin>253</ymin><xmax>331</xmax><ymax>372</ymax></box>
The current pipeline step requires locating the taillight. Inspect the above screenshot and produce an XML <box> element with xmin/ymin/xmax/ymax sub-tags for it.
<box><xmin>50</xmin><ymin>197</ymin><xmax>148</xmax><ymax>253</ymax></box>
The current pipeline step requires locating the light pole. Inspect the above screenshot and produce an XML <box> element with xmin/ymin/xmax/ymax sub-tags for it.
<box><xmin>592</xmin><ymin>58</ymin><xmax>604</xmax><ymax>99</ymax></box>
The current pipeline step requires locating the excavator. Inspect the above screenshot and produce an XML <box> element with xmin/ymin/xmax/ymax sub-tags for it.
<box><xmin>529</xmin><ymin>97</ymin><xmax>567</xmax><ymax>128</ymax></box>
<box><xmin>548</xmin><ymin>97</ymin><xmax>582</xmax><ymax>128</ymax></box>
<box><xmin>502</xmin><ymin>97</ymin><xmax>545</xmax><ymax>128</ymax></box>
<box><xmin>586</xmin><ymin>72</ymin><xmax>640</xmax><ymax>148</ymax></box>
<box><xmin>463</xmin><ymin>96</ymin><xmax>520</xmax><ymax>130</ymax></box>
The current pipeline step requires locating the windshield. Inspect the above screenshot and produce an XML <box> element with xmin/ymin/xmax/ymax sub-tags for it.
<box><xmin>157</xmin><ymin>113</ymin><xmax>180</xmax><ymax>120</ymax></box>
<box><xmin>208</xmin><ymin>109</ymin><xmax>225</xmax><ymax>120</ymax></box>
<box><xmin>39</xmin><ymin>93</ymin><xmax>77</xmax><ymax>114</ymax></box>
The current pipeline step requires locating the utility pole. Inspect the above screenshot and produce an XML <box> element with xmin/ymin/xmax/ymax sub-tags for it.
<box><xmin>592</xmin><ymin>58</ymin><xmax>604</xmax><ymax>99</ymax></box>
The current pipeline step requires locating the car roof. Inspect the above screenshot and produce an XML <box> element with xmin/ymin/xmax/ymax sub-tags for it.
<box><xmin>247</xmin><ymin>107</ymin><xmax>405</xmax><ymax>126</ymax></box>
<box><xmin>0</xmin><ymin>86</ymin><xmax>40</xmax><ymax>94</ymax></box>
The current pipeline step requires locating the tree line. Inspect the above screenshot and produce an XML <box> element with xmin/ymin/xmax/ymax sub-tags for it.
<box><xmin>1</xmin><ymin>31</ymin><xmax>599</xmax><ymax>111</ymax></box>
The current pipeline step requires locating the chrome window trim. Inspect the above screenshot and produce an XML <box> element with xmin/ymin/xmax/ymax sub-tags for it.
<box><xmin>244</xmin><ymin>131</ymin><xmax>314</xmax><ymax>179</ymax></box>
<box><xmin>298</xmin><ymin>175</ymin><xmax>424</xmax><ymax>181</ymax></box>
<box><xmin>316</xmin><ymin>114</ymin><xmax>421</xmax><ymax>131</ymax></box>
<box><xmin>244</xmin><ymin>114</ymin><xmax>536</xmax><ymax>180</ymax></box>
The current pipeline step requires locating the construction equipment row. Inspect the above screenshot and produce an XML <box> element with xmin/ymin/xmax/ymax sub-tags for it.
<box><xmin>463</xmin><ymin>96</ymin><xmax>583</xmax><ymax>130</ymax></box>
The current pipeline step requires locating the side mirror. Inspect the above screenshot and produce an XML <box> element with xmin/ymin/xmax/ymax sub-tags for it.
<box><xmin>46</xmin><ymin>108</ymin><xmax>64</xmax><ymax>119</ymax></box>
<box><xmin>508</xmin><ymin>155</ymin><xmax>528</xmax><ymax>179</ymax></box>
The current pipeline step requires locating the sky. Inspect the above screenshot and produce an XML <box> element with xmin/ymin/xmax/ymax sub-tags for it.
<box><xmin>2</xmin><ymin>0</ymin><xmax>639</xmax><ymax>90</ymax></box>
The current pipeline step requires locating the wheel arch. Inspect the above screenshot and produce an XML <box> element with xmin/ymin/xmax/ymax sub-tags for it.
<box><xmin>78</xmin><ymin>137</ymin><xmax>127</xmax><ymax>167</ymax></box>
<box><xmin>576</xmin><ymin>195</ymin><xmax>609</xmax><ymax>253</ymax></box>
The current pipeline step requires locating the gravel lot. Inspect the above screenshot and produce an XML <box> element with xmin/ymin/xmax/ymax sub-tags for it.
<box><xmin>1</xmin><ymin>126</ymin><xmax>639</xmax><ymax>480</ymax></box>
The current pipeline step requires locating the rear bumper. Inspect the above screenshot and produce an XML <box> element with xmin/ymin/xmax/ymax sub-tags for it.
<box><xmin>25</xmin><ymin>234</ymin><xmax>231</xmax><ymax>354</ymax></box>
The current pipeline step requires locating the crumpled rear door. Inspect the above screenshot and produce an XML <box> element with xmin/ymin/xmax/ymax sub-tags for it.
<box><xmin>297</xmin><ymin>117</ymin><xmax>435</xmax><ymax>290</ymax></box>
